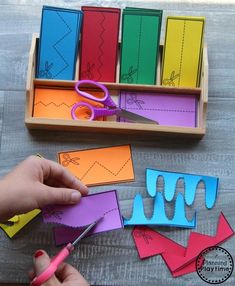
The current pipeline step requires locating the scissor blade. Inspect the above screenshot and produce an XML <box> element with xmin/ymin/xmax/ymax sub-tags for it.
<box><xmin>118</xmin><ymin>109</ymin><xmax>158</xmax><ymax>124</ymax></box>
<box><xmin>72</xmin><ymin>216</ymin><xmax>103</xmax><ymax>246</ymax></box>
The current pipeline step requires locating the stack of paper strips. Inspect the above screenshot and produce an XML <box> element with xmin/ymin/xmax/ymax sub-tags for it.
<box><xmin>33</xmin><ymin>87</ymin><xmax>105</xmax><ymax>121</ymax></box>
<box><xmin>0</xmin><ymin>210</ymin><xmax>41</xmax><ymax>238</ymax></box>
<box><xmin>120</xmin><ymin>8</ymin><xmax>162</xmax><ymax>84</ymax></box>
<box><xmin>79</xmin><ymin>6</ymin><xmax>120</xmax><ymax>82</ymax></box>
<box><xmin>123</xmin><ymin>168</ymin><xmax>218</xmax><ymax>227</ymax></box>
<box><xmin>41</xmin><ymin>190</ymin><xmax>123</xmax><ymax>246</ymax></box>
<box><xmin>132</xmin><ymin>213</ymin><xmax>234</xmax><ymax>277</ymax></box>
<box><xmin>161</xmin><ymin>16</ymin><xmax>205</xmax><ymax>88</ymax></box>
<box><xmin>36</xmin><ymin>6</ymin><xmax>83</xmax><ymax>80</ymax></box>
<box><xmin>57</xmin><ymin>145</ymin><xmax>135</xmax><ymax>186</ymax></box>
<box><xmin>119</xmin><ymin>90</ymin><xmax>197</xmax><ymax>127</ymax></box>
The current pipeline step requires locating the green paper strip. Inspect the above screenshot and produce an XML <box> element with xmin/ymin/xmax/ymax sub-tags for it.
<box><xmin>120</xmin><ymin>8</ymin><xmax>162</xmax><ymax>85</ymax></box>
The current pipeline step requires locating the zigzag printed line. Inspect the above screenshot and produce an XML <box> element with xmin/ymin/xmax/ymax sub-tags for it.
<box><xmin>79</xmin><ymin>157</ymin><xmax>131</xmax><ymax>181</ymax></box>
<box><xmin>97</xmin><ymin>12</ymin><xmax>105</xmax><ymax>81</ymax></box>
<box><xmin>34</xmin><ymin>101</ymin><xmax>76</xmax><ymax>108</ymax></box>
<box><xmin>52</xmin><ymin>12</ymin><xmax>72</xmax><ymax>79</ymax></box>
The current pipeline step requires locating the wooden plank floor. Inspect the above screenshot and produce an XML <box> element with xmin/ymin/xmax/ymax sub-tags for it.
<box><xmin>0</xmin><ymin>1</ymin><xmax>235</xmax><ymax>285</ymax></box>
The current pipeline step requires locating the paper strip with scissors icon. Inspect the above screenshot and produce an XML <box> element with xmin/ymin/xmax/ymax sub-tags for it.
<box><xmin>57</xmin><ymin>145</ymin><xmax>134</xmax><ymax>186</ymax></box>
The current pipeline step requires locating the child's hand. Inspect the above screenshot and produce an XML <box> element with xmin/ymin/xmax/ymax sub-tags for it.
<box><xmin>0</xmin><ymin>156</ymin><xmax>88</xmax><ymax>220</ymax></box>
<box><xmin>29</xmin><ymin>249</ymin><xmax>89</xmax><ymax>286</ymax></box>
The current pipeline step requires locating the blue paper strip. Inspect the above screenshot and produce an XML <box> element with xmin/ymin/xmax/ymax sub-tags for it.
<box><xmin>37</xmin><ymin>6</ymin><xmax>83</xmax><ymax>80</ymax></box>
<box><xmin>146</xmin><ymin>169</ymin><xmax>218</xmax><ymax>209</ymax></box>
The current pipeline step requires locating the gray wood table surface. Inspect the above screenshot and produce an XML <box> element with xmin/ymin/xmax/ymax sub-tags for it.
<box><xmin>0</xmin><ymin>0</ymin><xmax>235</xmax><ymax>285</ymax></box>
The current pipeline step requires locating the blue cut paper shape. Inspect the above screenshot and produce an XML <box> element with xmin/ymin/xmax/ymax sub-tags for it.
<box><xmin>37</xmin><ymin>6</ymin><xmax>83</xmax><ymax>80</ymax></box>
<box><xmin>123</xmin><ymin>192</ymin><xmax>196</xmax><ymax>228</ymax></box>
<box><xmin>146</xmin><ymin>168</ymin><xmax>218</xmax><ymax>209</ymax></box>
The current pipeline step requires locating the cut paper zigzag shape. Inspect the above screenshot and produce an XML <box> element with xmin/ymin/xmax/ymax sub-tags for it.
<box><xmin>123</xmin><ymin>192</ymin><xmax>196</xmax><ymax>228</ymax></box>
<box><xmin>0</xmin><ymin>209</ymin><xmax>41</xmax><ymax>238</ymax></box>
<box><xmin>146</xmin><ymin>169</ymin><xmax>218</xmax><ymax>209</ymax></box>
<box><xmin>132</xmin><ymin>212</ymin><xmax>234</xmax><ymax>277</ymax></box>
<box><xmin>42</xmin><ymin>190</ymin><xmax>123</xmax><ymax>245</ymax></box>
<box><xmin>124</xmin><ymin>168</ymin><xmax>218</xmax><ymax>228</ymax></box>
<box><xmin>57</xmin><ymin>145</ymin><xmax>135</xmax><ymax>186</ymax></box>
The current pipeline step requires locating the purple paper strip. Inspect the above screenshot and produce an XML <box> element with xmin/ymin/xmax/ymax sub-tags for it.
<box><xmin>42</xmin><ymin>190</ymin><xmax>123</xmax><ymax>229</ymax></box>
<box><xmin>119</xmin><ymin>91</ymin><xmax>197</xmax><ymax>127</ymax></box>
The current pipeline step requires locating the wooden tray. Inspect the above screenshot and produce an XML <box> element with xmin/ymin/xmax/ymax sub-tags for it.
<box><xmin>25</xmin><ymin>34</ymin><xmax>208</xmax><ymax>137</ymax></box>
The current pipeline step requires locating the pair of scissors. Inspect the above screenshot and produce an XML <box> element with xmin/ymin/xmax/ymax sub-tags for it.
<box><xmin>71</xmin><ymin>80</ymin><xmax>158</xmax><ymax>124</ymax></box>
<box><xmin>30</xmin><ymin>216</ymin><xmax>103</xmax><ymax>286</ymax></box>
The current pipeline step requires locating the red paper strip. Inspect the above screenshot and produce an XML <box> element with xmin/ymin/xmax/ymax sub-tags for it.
<box><xmin>79</xmin><ymin>6</ymin><xmax>120</xmax><ymax>82</ymax></box>
<box><xmin>132</xmin><ymin>213</ymin><xmax>234</xmax><ymax>277</ymax></box>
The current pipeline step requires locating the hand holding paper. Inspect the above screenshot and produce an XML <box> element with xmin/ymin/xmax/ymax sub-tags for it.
<box><xmin>0</xmin><ymin>156</ymin><xmax>87</xmax><ymax>221</ymax></box>
<box><xmin>42</xmin><ymin>190</ymin><xmax>123</xmax><ymax>246</ymax></box>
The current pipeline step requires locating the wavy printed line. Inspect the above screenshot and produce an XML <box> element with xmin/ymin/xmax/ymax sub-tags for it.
<box><xmin>97</xmin><ymin>12</ymin><xmax>105</xmax><ymax>80</ymax></box>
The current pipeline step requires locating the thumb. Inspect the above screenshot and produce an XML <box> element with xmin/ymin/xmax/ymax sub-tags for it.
<box><xmin>33</xmin><ymin>250</ymin><xmax>50</xmax><ymax>276</ymax></box>
<box><xmin>36</xmin><ymin>183</ymin><xmax>82</xmax><ymax>207</ymax></box>
<box><xmin>32</xmin><ymin>250</ymin><xmax>59</xmax><ymax>286</ymax></box>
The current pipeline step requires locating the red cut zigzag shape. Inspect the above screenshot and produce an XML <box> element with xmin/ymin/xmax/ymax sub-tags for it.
<box><xmin>132</xmin><ymin>212</ymin><xmax>234</xmax><ymax>277</ymax></box>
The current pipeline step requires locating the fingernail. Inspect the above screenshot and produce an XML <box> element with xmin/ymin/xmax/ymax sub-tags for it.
<box><xmin>34</xmin><ymin>250</ymin><xmax>44</xmax><ymax>258</ymax></box>
<box><xmin>83</xmin><ymin>186</ymin><xmax>89</xmax><ymax>194</ymax></box>
<box><xmin>71</xmin><ymin>191</ymin><xmax>81</xmax><ymax>203</ymax></box>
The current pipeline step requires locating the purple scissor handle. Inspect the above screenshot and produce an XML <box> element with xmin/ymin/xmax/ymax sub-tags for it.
<box><xmin>72</xmin><ymin>79</ymin><xmax>121</xmax><ymax>121</ymax></box>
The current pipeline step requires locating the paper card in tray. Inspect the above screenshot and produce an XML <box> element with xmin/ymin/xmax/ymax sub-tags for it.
<box><xmin>120</xmin><ymin>8</ymin><xmax>162</xmax><ymax>84</ymax></box>
<box><xmin>57</xmin><ymin>145</ymin><xmax>134</xmax><ymax>186</ymax></box>
<box><xmin>119</xmin><ymin>90</ymin><xmax>197</xmax><ymax>127</ymax></box>
<box><xmin>36</xmin><ymin>6</ymin><xmax>83</xmax><ymax>80</ymax></box>
<box><xmin>79</xmin><ymin>6</ymin><xmax>120</xmax><ymax>82</ymax></box>
<box><xmin>162</xmin><ymin>16</ymin><xmax>205</xmax><ymax>88</ymax></box>
<box><xmin>33</xmin><ymin>87</ymin><xmax>105</xmax><ymax>121</ymax></box>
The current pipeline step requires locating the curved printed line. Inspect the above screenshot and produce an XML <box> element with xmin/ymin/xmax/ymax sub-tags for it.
<box><xmin>97</xmin><ymin>12</ymin><xmax>105</xmax><ymax>80</ymax></box>
<box><xmin>52</xmin><ymin>12</ymin><xmax>72</xmax><ymax>78</ymax></box>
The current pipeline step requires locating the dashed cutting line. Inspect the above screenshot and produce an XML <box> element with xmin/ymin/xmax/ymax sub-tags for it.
<box><xmin>35</xmin><ymin>101</ymin><xmax>76</xmax><ymax>108</ymax></box>
<box><xmin>136</xmin><ymin>16</ymin><xmax>143</xmax><ymax>82</ymax></box>
<box><xmin>80</xmin><ymin>157</ymin><xmax>131</xmax><ymax>181</ymax></box>
<box><xmin>178</xmin><ymin>20</ymin><xmax>186</xmax><ymax>86</ymax></box>
<box><xmin>97</xmin><ymin>12</ymin><xmax>105</xmax><ymax>81</ymax></box>
<box><xmin>52</xmin><ymin>12</ymin><xmax>72</xmax><ymax>78</ymax></box>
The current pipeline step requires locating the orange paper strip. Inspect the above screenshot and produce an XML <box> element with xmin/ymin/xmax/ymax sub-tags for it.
<box><xmin>58</xmin><ymin>145</ymin><xmax>135</xmax><ymax>186</ymax></box>
<box><xmin>33</xmin><ymin>87</ymin><xmax>105</xmax><ymax>121</ymax></box>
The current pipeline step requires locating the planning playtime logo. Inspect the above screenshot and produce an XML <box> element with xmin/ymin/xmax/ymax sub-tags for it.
<box><xmin>196</xmin><ymin>246</ymin><xmax>234</xmax><ymax>284</ymax></box>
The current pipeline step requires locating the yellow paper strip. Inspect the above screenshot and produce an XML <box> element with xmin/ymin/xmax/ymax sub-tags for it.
<box><xmin>0</xmin><ymin>209</ymin><xmax>41</xmax><ymax>238</ymax></box>
<box><xmin>162</xmin><ymin>16</ymin><xmax>205</xmax><ymax>88</ymax></box>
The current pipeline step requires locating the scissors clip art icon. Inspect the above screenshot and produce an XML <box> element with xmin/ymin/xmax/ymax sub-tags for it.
<box><xmin>71</xmin><ymin>80</ymin><xmax>158</xmax><ymax>124</ymax></box>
